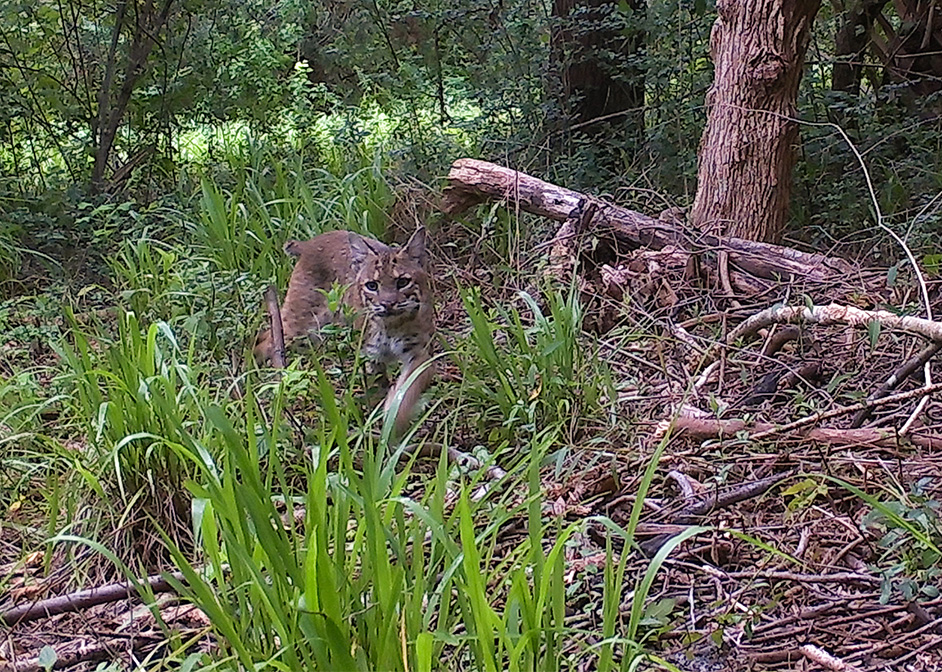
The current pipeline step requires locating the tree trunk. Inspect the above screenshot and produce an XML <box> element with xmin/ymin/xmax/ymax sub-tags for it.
<box><xmin>91</xmin><ymin>0</ymin><xmax>176</xmax><ymax>192</ymax></box>
<box><xmin>832</xmin><ymin>0</ymin><xmax>887</xmax><ymax>96</ymax></box>
<box><xmin>551</xmin><ymin>0</ymin><xmax>646</xmax><ymax>148</ymax></box>
<box><xmin>690</xmin><ymin>0</ymin><xmax>820</xmax><ymax>244</ymax></box>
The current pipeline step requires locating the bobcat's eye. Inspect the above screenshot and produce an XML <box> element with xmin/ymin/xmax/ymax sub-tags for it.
<box><xmin>396</xmin><ymin>276</ymin><xmax>411</xmax><ymax>289</ymax></box>
<box><xmin>365</xmin><ymin>280</ymin><xmax>379</xmax><ymax>292</ymax></box>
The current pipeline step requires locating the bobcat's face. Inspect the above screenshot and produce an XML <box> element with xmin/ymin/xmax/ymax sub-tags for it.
<box><xmin>352</xmin><ymin>228</ymin><xmax>429</xmax><ymax>322</ymax></box>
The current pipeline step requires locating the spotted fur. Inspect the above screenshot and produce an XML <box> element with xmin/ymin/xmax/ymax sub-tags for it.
<box><xmin>255</xmin><ymin>228</ymin><xmax>434</xmax><ymax>436</ymax></box>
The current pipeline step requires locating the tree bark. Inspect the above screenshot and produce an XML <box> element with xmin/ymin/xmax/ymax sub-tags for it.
<box><xmin>690</xmin><ymin>0</ymin><xmax>821</xmax><ymax>244</ymax></box>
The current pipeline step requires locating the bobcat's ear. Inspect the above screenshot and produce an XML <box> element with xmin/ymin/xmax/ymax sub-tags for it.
<box><xmin>402</xmin><ymin>227</ymin><xmax>427</xmax><ymax>265</ymax></box>
<box><xmin>349</xmin><ymin>233</ymin><xmax>381</xmax><ymax>266</ymax></box>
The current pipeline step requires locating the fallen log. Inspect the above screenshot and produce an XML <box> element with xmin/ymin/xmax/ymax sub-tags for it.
<box><xmin>443</xmin><ymin>158</ymin><xmax>858</xmax><ymax>286</ymax></box>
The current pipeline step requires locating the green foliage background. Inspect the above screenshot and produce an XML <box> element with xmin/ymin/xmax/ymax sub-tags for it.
<box><xmin>2</xmin><ymin>1</ymin><xmax>942</xmax><ymax>669</ymax></box>
<box><xmin>2</xmin><ymin>0</ymin><xmax>940</xmax><ymax>273</ymax></box>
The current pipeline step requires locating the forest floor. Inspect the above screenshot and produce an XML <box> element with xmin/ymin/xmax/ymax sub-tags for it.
<box><xmin>3</xmin><ymin>195</ymin><xmax>942</xmax><ymax>672</ymax></box>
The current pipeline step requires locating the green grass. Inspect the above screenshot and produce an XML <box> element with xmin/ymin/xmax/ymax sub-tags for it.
<box><xmin>56</xmin><ymin>311</ymin><xmax>206</xmax><ymax>513</ymax></box>
<box><xmin>0</xmin><ymin>146</ymin><xmax>711</xmax><ymax>670</ymax></box>
<box><xmin>460</xmin><ymin>280</ymin><xmax>615</xmax><ymax>445</ymax></box>
<box><xmin>155</xmin><ymin>382</ymin><xmax>697</xmax><ymax>671</ymax></box>
<box><xmin>189</xmin><ymin>148</ymin><xmax>395</xmax><ymax>278</ymax></box>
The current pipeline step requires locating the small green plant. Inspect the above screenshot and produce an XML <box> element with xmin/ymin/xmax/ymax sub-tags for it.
<box><xmin>0</xmin><ymin>225</ymin><xmax>21</xmax><ymax>289</ymax></box>
<box><xmin>460</xmin><ymin>281</ymin><xmax>613</xmax><ymax>443</ymax></box>
<box><xmin>56</xmin><ymin>311</ymin><xmax>207</xmax><ymax>515</ymax></box>
<box><xmin>855</xmin><ymin>477</ymin><xmax>942</xmax><ymax>603</ymax></box>
<box><xmin>110</xmin><ymin>234</ymin><xmax>183</xmax><ymax>319</ymax></box>
<box><xmin>192</xmin><ymin>177</ymin><xmax>274</xmax><ymax>275</ymax></box>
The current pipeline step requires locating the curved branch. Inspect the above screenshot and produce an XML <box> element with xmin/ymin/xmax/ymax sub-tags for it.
<box><xmin>707</xmin><ymin>301</ymin><xmax>942</xmax><ymax>364</ymax></box>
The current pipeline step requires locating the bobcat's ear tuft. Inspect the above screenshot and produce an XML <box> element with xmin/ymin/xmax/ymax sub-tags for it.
<box><xmin>402</xmin><ymin>227</ymin><xmax>427</xmax><ymax>265</ymax></box>
<box><xmin>349</xmin><ymin>233</ymin><xmax>380</xmax><ymax>266</ymax></box>
<box><xmin>283</xmin><ymin>240</ymin><xmax>302</xmax><ymax>257</ymax></box>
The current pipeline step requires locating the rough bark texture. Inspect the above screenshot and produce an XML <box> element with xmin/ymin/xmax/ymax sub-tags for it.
<box><xmin>443</xmin><ymin>158</ymin><xmax>855</xmax><ymax>286</ymax></box>
<box><xmin>690</xmin><ymin>0</ymin><xmax>821</xmax><ymax>244</ymax></box>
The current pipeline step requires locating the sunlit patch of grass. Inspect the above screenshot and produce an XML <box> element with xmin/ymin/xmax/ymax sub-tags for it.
<box><xmin>175</xmin><ymin>94</ymin><xmax>483</xmax><ymax>171</ymax></box>
<box><xmin>187</xmin><ymin>146</ymin><xmax>395</xmax><ymax>279</ymax></box>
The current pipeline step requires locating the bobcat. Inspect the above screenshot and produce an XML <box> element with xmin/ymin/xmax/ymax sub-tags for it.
<box><xmin>255</xmin><ymin>228</ymin><xmax>435</xmax><ymax>437</ymax></box>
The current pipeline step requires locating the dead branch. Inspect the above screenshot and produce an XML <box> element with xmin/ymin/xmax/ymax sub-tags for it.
<box><xmin>681</xmin><ymin>472</ymin><xmax>793</xmax><ymax>519</ymax></box>
<box><xmin>852</xmin><ymin>340</ymin><xmax>942</xmax><ymax>428</ymax></box>
<box><xmin>800</xmin><ymin>643</ymin><xmax>863</xmax><ymax>671</ymax></box>
<box><xmin>667</xmin><ymin>416</ymin><xmax>942</xmax><ymax>451</ymax></box>
<box><xmin>666</xmin><ymin>470</ymin><xmax>697</xmax><ymax>501</ymax></box>
<box><xmin>3</xmin><ymin>641</ymin><xmax>119</xmax><ymax>672</ymax></box>
<box><xmin>640</xmin><ymin>472</ymin><xmax>792</xmax><ymax>555</ymax></box>
<box><xmin>761</xmin><ymin>325</ymin><xmax>801</xmax><ymax>358</ymax></box>
<box><xmin>444</xmin><ymin>158</ymin><xmax>855</xmax><ymax>286</ymax></box>
<box><xmin>749</xmin><ymin>382</ymin><xmax>942</xmax><ymax>441</ymax></box>
<box><xmin>263</xmin><ymin>285</ymin><xmax>286</xmax><ymax>369</ymax></box>
<box><xmin>708</xmin><ymin>302</ymin><xmax>942</xmax><ymax>363</ymax></box>
<box><xmin>735</xmin><ymin>361</ymin><xmax>822</xmax><ymax>409</ymax></box>
<box><xmin>722</xmin><ymin>570</ymin><xmax>879</xmax><ymax>585</ymax></box>
<box><xmin>0</xmin><ymin>571</ymin><xmax>186</xmax><ymax>626</ymax></box>
<box><xmin>0</xmin><ymin>632</ymin><xmax>167</xmax><ymax>672</ymax></box>
<box><xmin>750</xmin><ymin>597</ymin><xmax>869</xmax><ymax>634</ymax></box>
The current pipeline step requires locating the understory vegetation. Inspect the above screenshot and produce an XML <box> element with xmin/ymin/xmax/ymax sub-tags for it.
<box><xmin>2</xmin><ymin>0</ymin><xmax>942</xmax><ymax>670</ymax></box>
<box><xmin>3</xmin><ymin>148</ymin><xmax>692</xmax><ymax>668</ymax></box>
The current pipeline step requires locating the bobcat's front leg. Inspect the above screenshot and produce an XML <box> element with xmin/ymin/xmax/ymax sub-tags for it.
<box><xmin>384</xmin><ymin>352</ymin><xmax>434</xmax><ymax>438</ymax></box>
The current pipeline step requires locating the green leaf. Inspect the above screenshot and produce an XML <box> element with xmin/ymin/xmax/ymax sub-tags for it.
<box><xmin>923</xmin><ymin>254</ymin><xmax>942</xmax><ymax>276</ymax></box>
<box><xmin>887</xmin><ymin>264</ymin><xmax>899</xmax><ymax>287</ymax></box>
<box><xmin>38</xmin><ymin>646</ymin><xmax>57</xmax><ymax>671</ymax></box>
<box><xmin>416</xmin><ymin>632</ymin><xmax>434</xmax><ymax>672</ymax></box>
<box><xmin>867</xmin><ymin>320</ymin><xmax>881</xmax><ymax>349</ymax></box>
